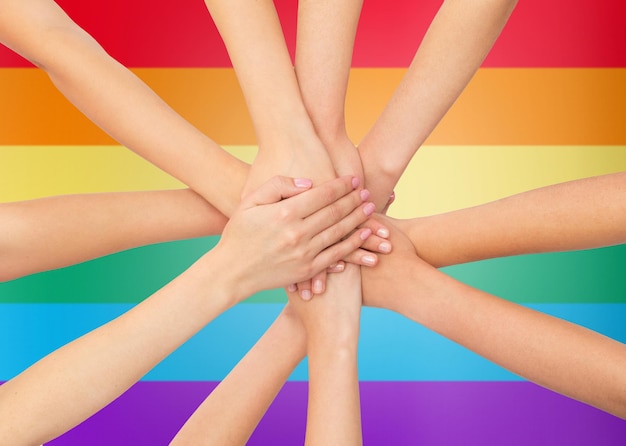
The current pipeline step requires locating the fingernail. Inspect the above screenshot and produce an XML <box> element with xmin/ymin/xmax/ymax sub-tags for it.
<box><xmin>329</xmin><ymin>262</ymin><xmax>345</xmax><ymax>272</ymax></box>
<box><xmin>360</xmin><ymin>189</ymin><xmax>370</xmax><ymax>201</ymax></box>
<box><xmin>301</xmin><ymin>289</ymin><xmax>312</xmax><ymax>300</ymax></box>
<box><xmin>294</xmin><ymin>178</ymin><xmax>313</xmax><ymax>188</ymax></box>
<box><xmin>360</xmin><ymin>228</ymin><xmax>372</xmax><ymax>240</ymax></box>
<box><xmin>379</xmin><ymin>241</ymin><xmax>392</xmax><ymax>253</ymax></box>
<box><xmin>287</xmin><ymin>284</ymin><xmax>297</xmax><ymax>292</ymax></box>
<box><xmin>313</xmin><ymin>280</ymin><xmax>324</xmax><ymax>294</ymax></box>
<box><xmin>352</xmin><ymin>177</ymin><xmax>360</xmax><ymax>188</ymax></box>
<box><xmin>363</xmin><ymin>202</ymin><xmax>376</xmax><ymax>216</ymax></box>
<box><xmin>378</xmin><ymin>228</ymin><xmax>390</xmax><ymax>238</ymax></box>
<box><xmin>362</xmin><ymin>254</ymin><xmax>376</xmax><ymax>266</ymax></box>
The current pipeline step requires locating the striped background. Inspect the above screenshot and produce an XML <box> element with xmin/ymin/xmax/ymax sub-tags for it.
<box><xmin>1</xmin><ymin>0</ymin><xmax>625</xmax><ymax>444</ymax></box>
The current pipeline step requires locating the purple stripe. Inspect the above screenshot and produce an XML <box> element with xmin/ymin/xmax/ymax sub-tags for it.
<box><xmin>29</xmin><ymin>381</ymin><xmax>624</xmax><ymax>445</ymax></box>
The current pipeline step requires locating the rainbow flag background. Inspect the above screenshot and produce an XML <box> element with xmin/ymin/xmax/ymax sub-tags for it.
<box><xmin>1</xmin><ymin>0</ymin><xmax>626</xmax><ymax>443</ymax></box>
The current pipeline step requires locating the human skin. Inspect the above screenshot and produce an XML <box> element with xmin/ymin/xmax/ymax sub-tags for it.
<box><xmin>0</xmin><ymin>175</ymin><xmax>378</xmax><ymax>445</ymax></box>
<box><xmin>170</xmin><ymin>172</ymin><xmax>626</xmax><ymax>445</ymax></box>
<box><xmin>176</xmin><ymin>0</ymin><xmax>522</xmax><ymax>442</ymax></box>
<box><xmin>359</xmin><ymin>0</ymin><xmax>519</xmax><ymax>208</ymax></box>
<box><xmin>0</xmin><ymin>189</ymin><xmax>226</xmax><ymax>282</ymax></box>
<box><xmin>0</xmin><ymin>0</ymin><xmax>246</xmax><ymax>217</ymax></box>
<box><xmin>201</xmin><ymin>1</ymin><xmax>372</xmax><ymax>442</ymax></box>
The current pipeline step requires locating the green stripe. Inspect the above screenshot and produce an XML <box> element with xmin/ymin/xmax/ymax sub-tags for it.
<box><xmin>443</xmin><ymin>244</ymin><xmax>626</xmax><ymax>303</ymax></box>
<box><xmin>0</xmin><ymin>238</ymin><xmax>624</xmax><ymax>304</ymax></box>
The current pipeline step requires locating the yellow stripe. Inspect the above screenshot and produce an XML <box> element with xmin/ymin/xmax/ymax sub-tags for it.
<box><xmin>1</xmin><ymin>68</ymin><xmax>624</xmax><ymax>145</ymax></box>
<box><xmin>392</xmin><ymin>145</ymin><xmax>626</xmax><ymax>218</ymax></box>
<box><xmin>2</xmin><ymin>146</ymin><xmax>624</xmax><ymax>218</ymax></box>
<box><xmin>0</xmin><ymin>145</ymin><xmax>256</xmax><ymax>201</ymax></box>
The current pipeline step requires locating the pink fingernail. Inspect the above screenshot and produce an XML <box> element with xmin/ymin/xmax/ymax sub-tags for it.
<box><xmin>377</xmin><ymin>228</ymin><xmax>390</xmax><ymax>238</ymax></box>
<box><xmin>301</xmin><ymin>290</ymin><xmax>312</xmax><ymax>300</ymax></box>
<box><xmin>313</xmin><ymin>280</ymin><xmax>323</xmax><ymax>294</ymax></box>
<box><xmin>360</xmin><ymin>189</ymin><xmax>370</xmax><ymax>201</ymax></box>
<box><xmin>379</xmin><ymin>241</ymin><xmax>392</xmax><ymax>253</ymax></box>
<box><xmin>294</xmin><ymin>178</ymin><xmax>313</xmax><ymax>188</ymax></box>
<box><xmin>360</xmin><ymin>228</ymin><xmax>373</xmax><ymax>240</ymax></box>
<box><xmin>352</xmin><ymin>177</ymin><xmax>360</xmax><ymax>188</ymax></box>
<box><xmin>362</xmin><ymin>254</ymin><xmax>376</xmax><ymax>266</ymax></box>
<box><xmin>363</xmin><ymin>202</ymin><xmax>376</xmax><ymax>216</ymax></box>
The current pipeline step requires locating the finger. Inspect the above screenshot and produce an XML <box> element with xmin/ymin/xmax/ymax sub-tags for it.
<box><xmin>381</xmin><ymin>191</ymin><xmax>396</xmax><ymax>215</ymax></box>
<box><xmin>359</xmin><ymin>217</ymin><xmax>390</xmax><ymax>239</ymax></box>
<box><xmin>311</xmin><ymin>271</ymin><xmax>327</xmax><ymax>295</ymax></box>
<box><xmin>327</xmin><ymin>261</ymin><xmax>346</xmax><ymax>274</ymax></box>
<box><xmin>309</xmin><ymin>200</ymin><xmax>375</xmax><ymax>254</ymax></box>
<box><xmin>311</xmin><ymin>228</ymin><xmax>372</xmax><ymax>274</ymax></box>
<box><xmin>341</xmin><ymin>248</ymin><xmax>379</xmax><ymax>267</ymax></box>
<box><xmin>302</xmin><ymin>188</ymin><xmax>372</xmax><ymax>240</ymax></box>
<box><xmin>243</xmin><ymin>176</ymin><xmax>313</xmax><ymax>208</ymax></box>
<box><xmin>287</xmin><ymin>175</ymin><xmax>359</xmax><ymax>219</ymax></box>
<box><xmin>360</xmin><ymin>234</ymin><xmax>392</xmax><ymax>254</ymax></box>
<box><xmin>296</xmin><ymin>279</ymin><xmax>313</xmax><ymax>301</ymax></box>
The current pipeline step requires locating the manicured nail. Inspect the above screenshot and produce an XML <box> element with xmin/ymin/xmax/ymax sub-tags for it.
<box><xmin>287</xmin><ymin>283</ymin><xmax>297</xmax><ymax>292</ymax></box>
<box><xmin>360</xmin><ymin>189</ymin><xmax>370</xmax><ymax>201</ymax></box>
<box><xmin>352</xmin><ymin>177</ymin><xmax>360</xmax><ymax>188</ymax></box>
<box><xmin>329</xmin><ymin>262</ymin><xmax>345</xmax><ymax>272</ymax></box>
<box><xmin>379</xmin><ymin>241</ymin><xmax>392</xmax><ymax>253</ymax></box>
<box><xmin>363</xmin><ymin>202</ymin><xmax>376</xmax><ymax>216</ymax></box>
<box><xmin>294</xmin><ymin>178</ymin><xmax>313</xmax><ymax>188</ymax></box>
<box><xmin>362</xmin><ymin>254</ymin><xmax>376</xmax><ymax>266</ymax></box>
<box><xmin>377</xmin><ymin>227</ymin><xmax>390</xmax><ymax>238</ymax></box>
<box><xmin>360</xmin><ymin>228</ymin><xmax>373</xmax><ymax>240</ymax></box>
<box><xmin>301</xmin><ymin>289</ymin><xmax>312</xmax><ymax>301</ymax></box>
<box><xmin>313</xmin><ymin>280</ymin><xmax>323</xmax><ymax>294</ymax></box>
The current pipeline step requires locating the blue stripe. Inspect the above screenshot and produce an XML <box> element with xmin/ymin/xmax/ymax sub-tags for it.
<box><xmin>1</xmin><ymin>303</ymin><xmax>625</xmax><ymax>381</ymax></box>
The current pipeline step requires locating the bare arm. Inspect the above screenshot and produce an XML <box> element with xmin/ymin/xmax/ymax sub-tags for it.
<box><xmin>0</xmin><ymin>189</ymin><xmax>227</xmax><ymax>282</ymax></box>
<box><xmin>171</xmin><ymin>305</ymin><xmax>307</xmax><ymax>445</ymax></box>
<box><xmin>395</xmin><ymin>171</ymin><xmax>626</xmax><ymax>267</ymax></box>
<box><xmin>0</xmin><ymin>175</ymin><xmax>375</xmax><ymax>445</ymax></box>
<box><xmin>0</xmin><ymin>0</ymin><xmax>246</xmax><ymax>216</ymax></box>
<box><xmin>359</xmin><ymin>0</ymin><xmax>518</xmax><ymax>208</ymax></box>
<box><xmin>202</xmin><ymin>0</ymin><xmax>336</xmax><ymax>191</ymax></box>
<box><xmin>362</xmin><ymin>216</ymin><xmax>626</xmax><ymax>420</ymax></box>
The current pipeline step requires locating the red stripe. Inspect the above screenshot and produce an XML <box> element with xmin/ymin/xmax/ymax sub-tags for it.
<box><xmin>1</xmin><ymin>0</ymin><xmax>624</xmax><ymax>68</ymax></box>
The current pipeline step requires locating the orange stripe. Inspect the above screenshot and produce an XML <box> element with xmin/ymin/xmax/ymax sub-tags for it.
<box><xmin>1</xmin><ymin>68</ymin><xmax>624</xmax><ymax>145</ymax></box>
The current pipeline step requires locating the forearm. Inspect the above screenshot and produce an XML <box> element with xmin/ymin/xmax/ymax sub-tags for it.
<box><xmin>203</xmin><ymin>0</ymin><xmax>336</xmax><ymax>189</ymax></box>
<box><xmin>0</xmin><ymin>251</ymin><xmax>236</xmax><ymax>445</ymax></box>
<box><xmin>0</xmin><ymin>0</ymin><xmax>246</xmax><ymax>216</ymax></box>
<box><xmin>0</xmin><ymin>189</ymin><xmax>227</xmax><ymax>282</ymax></box>
<box><xmin>404</xmin><ymin>264</ymin><xmax>626</xmax><ymax>419</ymax></box>
<box><xmin>295</xmin><ymin>0</ymin><xmax>363</xmax><ymax>161</ymax></box>
<box><xmin>171</xmin><ymin>306</ymin><xmax>307</xmax><ymax>445</ymax></box>
<box><xmin>306</xmin><ymin>335</ymin><xmax>361</xmax><ymax>446</ymax></box>
<box><xmin>359</xmin><ymin>0</ymin><xmax>517</xmax><ymax>208</ymax></box>
<box><xmin>397</xmin><ymin>171</ymin><xmax>626</xmax><ymax>267</ymax></box>
<box><xmin>299</xmin><ymin>267</ymin><xmax>363</xmax><ymax>445</ymax></box>
<box><xmin>362</xmin><ymin>235</ymin><xmax>626</xmax><ymax>420</ymax></box>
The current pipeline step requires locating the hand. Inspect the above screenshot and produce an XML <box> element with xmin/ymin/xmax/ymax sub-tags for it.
<box><xmin>360</xmin><ymin>214</ymin><xmax>423</xmax><ymax>312</ymax></box>
<box><xmin>213</xmin><ymin>175</ymin><xmax>376</xmax><ymax>301</ymax></box>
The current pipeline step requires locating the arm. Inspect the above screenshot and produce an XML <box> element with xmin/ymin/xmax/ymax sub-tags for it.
<box><xmin>202</xmin><ymin>0</ymin><xmax>336</xmax><ymax>191</ymax></box>
<box><xmin>174</xmin><ymin>272</ymin><xmax>364</xmax><ymax>446</ymax></box>
<box><xmin>361</xmin><ymin>215</ymin><xmax>626</xmax><ymax>420</ymax></box>
<box><xmin>394</xmin><ymin>171</ymin><xmax>626</xmax><ymax>267</ymax></box>
<box><xmin>359</xmin><ymin>0</ymin><xmax>518</xmax><ymax>208</ymax></box>
<box><xmin>171</xmin><ymin>304</ymin><xmax>307</xmax><ymax>445</ymax></box>
<box><xmin>0</xmin><ymin>175</ymin><xmax>375</xmax><ymax>445</ymax></box>
<box><xmin>0</xmin><ymin>0</ymin><xmax>246</xmax><ymax>216</ymax></box>
<box><xmin>0</xmin><ymin>189</ymin><xmax>227</xmax><ymax>282</ymax></box>
<box><xmin>294</xmin><ymin>0</ymin><xmax>364</xmax><ymax>181</ymax></box>
<box><xmin>289</xmin><ymin>268</ymin><xmax>364</xmax><ymax>445</ymax></box>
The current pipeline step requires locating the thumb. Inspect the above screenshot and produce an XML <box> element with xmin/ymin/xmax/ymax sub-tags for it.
<box><xmin>243</xmin><ymin>176</ymin><xmax>313</xmax><ymax>208</ymax></box>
